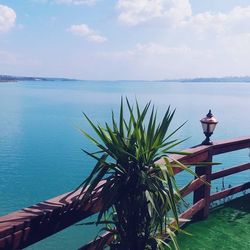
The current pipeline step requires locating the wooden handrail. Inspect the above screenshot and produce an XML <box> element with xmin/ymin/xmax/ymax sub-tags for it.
<box><xmin>0</xmin><ymin>181</ymin><xmax>105</xmax><ymax>249</ymax></box>
<box><xmin>180</xmin><ymin>175</ymin><xmax>207</xmax><ymax>198</ymax></box>
<box><xmin>0</xmin><ymin>136</ymin><xmax>249</xmax><ymax>249</ymax></box>
<box><xmin>211</xmin><ymin>163</ymin><xmax>250</xmax><ymax>180</ymax></box>
<box><xmin>179</xmin><ymin>199</ymin><xmax>206</xmax><ymax>222</ymax></box>
<box><xmin>78</xmin><ymin>232</ymin><xmax>113</xmax><ymax>250</ymax></box>
<box><xmin>210</xmin><ymin>182</ymin><xmax>250</xmax><ymax>202</ymax></box>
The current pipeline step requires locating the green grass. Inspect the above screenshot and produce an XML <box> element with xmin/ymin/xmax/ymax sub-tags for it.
<box><xmin>177</xmin><ymin>194</ymin><xmax>250</xmax><ymax>250</ymax></box>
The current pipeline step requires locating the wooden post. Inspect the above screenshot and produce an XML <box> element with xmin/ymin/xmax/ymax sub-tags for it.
<box><xmin>192</xmin><ymin>152</ymin><xmax>212</xmax><ymax>220</ymax></box>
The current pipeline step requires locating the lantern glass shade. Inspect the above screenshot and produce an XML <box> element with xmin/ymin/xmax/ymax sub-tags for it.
<box><xmin>201</xmin><ymin>122</ymin><xmax>208</xmax><ymax>133</ymax></box>
<box><xmin>201</xmin><ymin>121</ymin><xmax>217</xmax><ymax>133</ymax></box>
<box><xmin>208</xmin><ymin>123</ymin><xmax>217</xmax><ymax>133</ymax></box>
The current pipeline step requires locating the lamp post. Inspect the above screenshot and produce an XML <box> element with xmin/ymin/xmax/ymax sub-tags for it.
<box><xmin>200</xmin><ymin>110</ymin><xmax>218</xmax><ymax>145</ymax></box>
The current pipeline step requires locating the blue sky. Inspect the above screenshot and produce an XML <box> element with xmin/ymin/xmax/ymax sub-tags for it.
<box><xmin>1</xmin><ymin>0</ymin><xmax>250</xmax><ymax>80</ymax></box>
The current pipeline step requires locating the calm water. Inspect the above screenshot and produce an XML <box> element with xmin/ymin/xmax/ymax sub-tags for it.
<box><xmin>0</xmin><ymin>80</ymin><xmax>249</xmax><ymax>249</ymax></box>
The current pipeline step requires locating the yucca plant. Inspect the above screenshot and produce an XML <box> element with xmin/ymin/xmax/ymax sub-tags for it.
<box><xmin>79</xmin><ymin>99</ymin><xmax>194</xmax><ymax>250</ymax></box>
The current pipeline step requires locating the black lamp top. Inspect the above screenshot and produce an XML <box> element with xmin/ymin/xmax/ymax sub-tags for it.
<box><xmin>206</xmin><ymin>109</ymin><xmax>213</xmax><ymax>118</ymax></box>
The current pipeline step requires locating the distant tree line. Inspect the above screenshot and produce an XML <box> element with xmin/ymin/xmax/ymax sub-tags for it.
<box><xmin>0</xmin><ymin>75</ymin><xmax>76</xmax><ymax>82</ymax></box>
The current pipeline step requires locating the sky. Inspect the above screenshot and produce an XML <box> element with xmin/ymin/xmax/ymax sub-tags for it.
<box><xmin>1</xmin><ymin>0</ymin><xmax>250</xmax><ymax>80</ymax></box>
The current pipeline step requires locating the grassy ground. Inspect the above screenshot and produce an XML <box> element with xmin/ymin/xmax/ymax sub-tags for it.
<box><xmin>177</xmin><ymin>193</ymin><xmax>250</xmax><ymax>250</ymax></box>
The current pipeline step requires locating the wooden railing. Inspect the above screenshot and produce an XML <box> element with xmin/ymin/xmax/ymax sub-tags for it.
<box><xmin>0</xmin><ymin>136</ymin><xmax>249</xmax><ymax>250</ymax></box>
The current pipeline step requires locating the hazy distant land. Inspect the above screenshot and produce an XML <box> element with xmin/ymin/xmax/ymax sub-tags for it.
<box><xmin>1</xmin><ymin>75</ymin><xmax>250</xmax><ymax>83</ymax></box>
<box><xmin>0</xmin><ymin>75</ymin><xmax>77</xmax><ymax>82</ymax></box>
<box><xmin>162</xmin><ymin>76</ymin><xmax>250</xmax><ymax>83</ymax></box>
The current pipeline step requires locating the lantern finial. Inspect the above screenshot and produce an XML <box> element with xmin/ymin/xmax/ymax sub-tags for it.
<box><xmin>207</xmin><ymin>109</ymin><xmax>213</xmax><ymax>118</ymax></box>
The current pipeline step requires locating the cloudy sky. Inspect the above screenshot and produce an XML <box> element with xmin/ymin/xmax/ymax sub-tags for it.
<box><xmin>1</xmin><ymin>0</ymin><xmax>250</xmax><ymax>80</ymax></box>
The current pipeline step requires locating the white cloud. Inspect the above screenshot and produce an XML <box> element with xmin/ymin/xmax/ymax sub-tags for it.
<box><xmin>100</xmin><ymin>42</ymin><xmax>195</xmax><ymax>59</ymax></box>
<box><xmin>135</xmin><ymin>42</ymin><xmax>191</xmax><ymax>55</ymax></box>
<box><xmin>0</xmin><ymin>5</ymin><xmax>16</xmax><ymax>33</ymax></box>
<box><xmin>97</xmin><ymin>36</ymin><xmax>250</xmax><ymax>80</ymax></box>
<box><xmin>68</xmin><ymin>24</ymin><xmax>107</xmax><ymax>43</ymax></box>
<box><xmin>116</xmin><ymin>1</ymin><xmax>250</xmax><ymax>37</ymax></box>
<box><xmin>97</xmin><ymin>42</ymin><xmax>202</xmax><ymax>79</ymax></box>
<box><xmin>116</xmin><ymin>0</ymin><xmax>192</xmax><ymax>26</ymax></box>
<box><xmin>181</xmin><ymin>5</ymin><xmax>250</xmax><ymax>37</ymax></box>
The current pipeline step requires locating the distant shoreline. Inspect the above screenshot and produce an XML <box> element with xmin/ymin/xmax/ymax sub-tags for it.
<box><xmin>1</xmin><ymin>75</ymin><xmax>250</xmax><ymax>83</ymax></box>
<box><xmin>0</xmin><ymin>75</ymin><xmax>77</xmax><ymax>82</ymax></box>
<box><xmin>160</xmin><ymin>77</ymin><xmax>250</xmax><ymax>83</ymax></box>
<box><xmin>0</xmin><ymin>80</ymin><xmax>18</xmax><ymax>83</ymax></box>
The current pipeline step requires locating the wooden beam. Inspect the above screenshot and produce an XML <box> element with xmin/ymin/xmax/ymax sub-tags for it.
<box><xmin>180</xmin><ymin>175</ymin><xmax>206</xmax><ymax>198</ymax></box>
<box><xmin>210</xmin><ymin>182</ymin><xmax>250</xmax><ymax>202</ymax></box>
<box><xmin>179</xmin><ymin>198</ymin><xmax>205</xmax><ymax>221</ymax></box>
<box><xmin>211</xmin><ymin>136</ymin><xmax>250</xmax><ymax>155</ymax></box>
<box><xmin>0</xmin><ymin>181</ymin><xmax>105</xmax><ymax>250</ymax></box>
<box><xmin>156</xmin><ymin>136</ymin><xmax>250</xmax><ymax>175</ymax></box>
<box><xmin>156</xmin><ymin>145</ymin><xmax>210</xmax><ymax>175</ymax></box>
<box><xmin>211</xmin><ymin>163</ymin><xmax>250</xmax><ymax>180</ymax></box>
<box><xmin>78</xmin><ymin>232</ymin><xmax>113</xmax><ymax>250</ymax></box>
<box><xmin>192</xmin><ymin>152</ymin><xmax>213</xmax><ymax>221</ymax></box>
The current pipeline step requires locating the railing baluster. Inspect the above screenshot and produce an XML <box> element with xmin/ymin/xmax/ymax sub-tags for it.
<box><xmin>193</xmin><ymin>151</ymin><xmax>213</xmax><ymax>220</ymax></box>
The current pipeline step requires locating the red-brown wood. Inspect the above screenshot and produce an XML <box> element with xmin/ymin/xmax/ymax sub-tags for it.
<box><xmin>179</xmin><ymin>198</ymin><xmax>206</xmax><ymax>221</ymax></box>
<box><xmin>211</xmin><ymin>163</ymin><xmax>250</xmax><ymax>180</ymax></box>
<box><xmin>211</xmin><ymin>136</ymin><xmax>250</xmax><ymax>155</ymax></box>
<box><xmin>78</xmin><ymin>232</ymin><xmax>113</xmax><ymax>250</ymax></box>
<box><xmin>192</xmin><ymin>152</ymin><xmax>213</xmax><ymax>221</ymax></box>
<box><xmin>180</xmin><ymin>175</ymin><xmax>206</xmax><ymax>198</ymax></box>
<box><xmin>210</xmin><ymin>181</ymin><xmax>250</xmax><ymax>202</ymax></box>
<box><xmin>0</xmin><ymin>136</ymin><xmax>249</xmax><ymax>250</ymax></box>
<box><xmin>156</xmin><ymin>146</ymin><xmax>210</xmax><ymax>175</ymax></box>
<box><xmin>0</xmin><ymin>181</ymin><xmax>105</xmax><ymax>249</ymax></box>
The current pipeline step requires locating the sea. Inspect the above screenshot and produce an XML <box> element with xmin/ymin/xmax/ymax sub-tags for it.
<box><xmin>0</xmin><ymin>80</ymin><xmax>249</xmax><ymax>249</ymax></box>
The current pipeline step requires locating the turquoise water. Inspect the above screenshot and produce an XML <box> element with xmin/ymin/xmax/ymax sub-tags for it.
<box><xmin>0</xmin><ymin>81</ymin><xmax>249</xmax><ymax>249</ymax></box>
